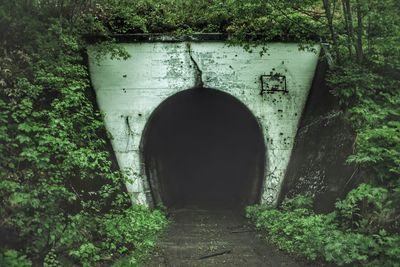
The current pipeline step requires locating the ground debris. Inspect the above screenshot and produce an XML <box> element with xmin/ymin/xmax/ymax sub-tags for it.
<box><xmin>198</xmin><ymin>249</ymin><xmax>232</xmax><ymax>260</ymax></box>
<box><xmin>231</xmin><ymin>229</ymin><xmax>255</xmax><ymax>233</ymax></box>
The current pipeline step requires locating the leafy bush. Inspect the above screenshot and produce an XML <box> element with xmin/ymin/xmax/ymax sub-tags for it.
<box><xmin>100</xmin><ymin>206</ymin><xmax>168</xmax><ymax>263</ymax></box>
<box><xmin>0</xmin><ymin>250</ymin><xmax>32</xmax><ymax>267</ymax></box>
<box><xmin>0</xmin><ymin>2</ymin><xmax>168</xmax><ymax>266</ymax></box>
<box><xmin>328</xmin><ymin>64</ymin><xmax>400</xmax><ymax>189</ymax></box>
<box><xmin>281</xmin><ymin>194</ymin><xmax>314</xmax><ymax>211</ymax></box>
<box><xmin>335</xmin><ymin>183</ymin><xmax>396</xmax><ymax>232</ymax></box>
<box><xmin>64</xmin><ymin>206</ymin><xmax>168</xmax><ymax>266</ymax></box>
<box><xmin>247</xmin><ymin>192</ymin><xmax>400</xmax><ymax>266</ymax></box>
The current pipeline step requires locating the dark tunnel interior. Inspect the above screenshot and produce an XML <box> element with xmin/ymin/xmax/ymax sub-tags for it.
<box><xmin>142</xmin><ymin>88</ymin><xmax>265</xmax><ymax>211</ymax></box>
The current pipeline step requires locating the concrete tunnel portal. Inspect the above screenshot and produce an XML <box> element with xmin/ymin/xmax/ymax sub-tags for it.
<box><xmin>88</xmin><ymin>41</ymin><xmax>321</xmax><ymax>206</ymax></box>
<box><xmin>141</xmin><ymin>88</ymin><xmax>266</xmax><ymax>210</ymax></box>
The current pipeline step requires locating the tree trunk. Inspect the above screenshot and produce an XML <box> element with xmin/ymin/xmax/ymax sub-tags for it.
<box><xmin>355</xmin><ymin>0</ymin><xmax>364</xmax><ymax>63</ymax></box>
<box><xmin>341</xmin><ymin>0</ymin><xmax>353</xmax><ymax>57</ymax></box>
<box><xmin>322</xmin><ymin>0</ymin><xmax>340</xmax><ymax>62</ymax></box>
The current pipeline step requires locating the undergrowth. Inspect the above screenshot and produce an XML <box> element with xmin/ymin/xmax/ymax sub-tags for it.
<box><xmin>247</xmin><ymin>192</ymin><xmax>400</xmax><ymax>266</ymax></box>
<box><xmin>0</xmin><ymin>2</ymin><xmax>167</xmax><ymax>266</ymax></box>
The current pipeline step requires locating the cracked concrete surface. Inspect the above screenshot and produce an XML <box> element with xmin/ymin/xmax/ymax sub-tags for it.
<box><xmin>88</xmin><ymin>41</ymin><xmax>320</xmax><ymax>206</ymax></box>
<box><xmin>186</xmin><ymin>42</ymin><xmax>204</xmax><ymax>88</ymax></box>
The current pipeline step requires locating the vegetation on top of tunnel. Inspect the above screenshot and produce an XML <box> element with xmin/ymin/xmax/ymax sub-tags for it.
<box><xmin>0</xmin><ymin>0</ymin><xmax>399</xmax><ymax>266</ymax></box>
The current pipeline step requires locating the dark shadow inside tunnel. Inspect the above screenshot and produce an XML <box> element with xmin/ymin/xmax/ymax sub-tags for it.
<box><xmin>141</xmin><ymin>88</ymin><xmax>265</xmax><ymax>211</ymax></box>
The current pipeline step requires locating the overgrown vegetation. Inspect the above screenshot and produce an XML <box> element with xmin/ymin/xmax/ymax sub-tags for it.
<box><xmin>0</xmin><ymin>1</ymin><xmax>167</xmax><ymax>266</ymax></box>
<box><xmin>0</xmin><ymin>0</ymin><xmax>399</xmax><ymax>266</ymax></box>
<box><xmin>245</xmin><ymin>0</ymin><xmax>399</xmax><ymax>265</ymax></box>
<box><xmin>247</xmin><ymin>193</ymin><xmax>400</xmax><ymax>266</ymax></box>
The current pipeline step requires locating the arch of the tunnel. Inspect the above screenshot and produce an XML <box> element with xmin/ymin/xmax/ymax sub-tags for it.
<box><xmin>139</xmin><ymin>87</ymin><xmax>266</xmax><ymax>210</ymax></box>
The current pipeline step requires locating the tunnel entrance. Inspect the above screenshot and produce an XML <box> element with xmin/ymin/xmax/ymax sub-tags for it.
<box><xmin>142</xmin><ymin>88</ymin><xmax>265</xmax><ymax>210</ymax></box>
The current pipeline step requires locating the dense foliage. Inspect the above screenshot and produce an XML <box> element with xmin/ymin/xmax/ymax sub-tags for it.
<box><xmin>323</xmin><ymin>0</ymin><xmax>400</xmax><ymax>241</ymax></box>
<box><xmin>244</xmin><ymin>0</ymin><xmax>399</xmax><ymax>266</ymax></box>
<box><xmin>0</xmin><ymin>0</ymin><xmax>399</xmax><ymax>266</ymax></box>
<box><xmin>247</xmin><ymin>193</ymin><xmax>400</xmax><ymax>266</ymax></box>
<box><xmin>0</xmin><ymin>1</ymin><xmax>167</xmax><ymax>266</ymax></box>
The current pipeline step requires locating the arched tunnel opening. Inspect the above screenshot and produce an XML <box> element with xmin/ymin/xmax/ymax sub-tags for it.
<box><xmin>142</xmin><ymin>88</ymin><xmax>265</xmax><ymax>211</ymax></box>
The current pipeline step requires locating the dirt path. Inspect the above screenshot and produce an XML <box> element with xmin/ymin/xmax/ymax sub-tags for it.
<box><xmin>145</xmin><ymin>209</ymin><xmax>309</xmax><ymax>267</ymax></box>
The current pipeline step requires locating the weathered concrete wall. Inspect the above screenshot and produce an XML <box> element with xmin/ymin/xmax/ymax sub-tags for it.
<box><xmin>87</xmin><ymin>41</ymin><xmax>320</xmax><ymax>206</ymax></box>
<box><xmin>280</xmin><ymin>61</ymin><xmax>357</xmax><ymax>212</ymax></box>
